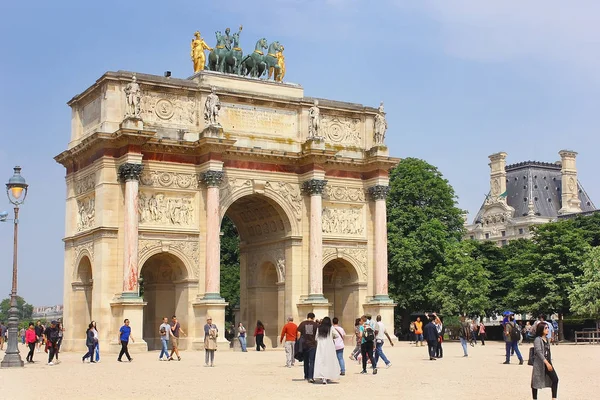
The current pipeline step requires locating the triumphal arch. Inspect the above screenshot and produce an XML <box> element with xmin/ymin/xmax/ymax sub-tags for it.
<box><xmin>55</xmin><ymin>65</ymin><xmax>398</xmax><ymax>351</ymax></box>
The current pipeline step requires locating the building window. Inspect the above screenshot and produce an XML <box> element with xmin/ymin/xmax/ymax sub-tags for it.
<box><xmin>485</xmin><ymin>233</ymin><xmax>490</xmax><ymax>239</ymax></box>
<box><xmin>518</xmin><ymin>228</ymin><xmax>524</xmax><ymax>235</ymax></box>
<box><xmin>501</xmin><ymin>240</ymin><xmax>507</xmax><ymax>246</ymax></box>
<box><xmin>501</xmin><ymin>230</ymin><xmax>506</xmax><ymax>237</ymax></box>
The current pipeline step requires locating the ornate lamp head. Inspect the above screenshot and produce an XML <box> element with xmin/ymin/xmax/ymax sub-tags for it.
<box><xmin>6</xmin><ymin>166</ymin><xmax>28</xmax><ymax>206</ymax></box>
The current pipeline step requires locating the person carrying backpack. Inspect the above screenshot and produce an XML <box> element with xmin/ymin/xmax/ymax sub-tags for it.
<box><xmin>503</xmin><ymin>313</ymin><xmax>524</xmax><ymax>365</ymax></box>
<box><xmin>359</xmin><ymin>314</ymin><xmax>378</xmax><ymax>375</ymax></box>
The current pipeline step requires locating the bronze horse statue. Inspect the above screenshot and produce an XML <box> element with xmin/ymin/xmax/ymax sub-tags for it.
<box><xmin>238</xmin><ymin>38</ymin><xmax>267</xmax><ymax>77</ymax></box>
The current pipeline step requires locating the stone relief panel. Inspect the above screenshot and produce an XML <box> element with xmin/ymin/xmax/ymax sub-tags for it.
<box><xmin>323</xmin><ymin>185</ymin><xmax>366</xmax><ymax>203</ymax></box>
<box><xmin>80</xmin><ymin>97</ymin><xmax>101</xmax><ymax>135</ymax></box>
<box><xmin>219</xmin><ymin>176</ymin><xmax>252</xmax><ymax>201</ymax></box>
<box><xmin>246</xmin><ymin>247</ymin><xmax>285</xmax><ymax>285</ymax></box>
<box><xmin>72</xmin><ymin>241</ymin><xmax>94</xmax><ymax>271</ymax></box>
<box><xmin>265</xmin><ymin>181</ymin><xmax>302</xmax><ymax>221</ymax></box>
<box><xmin>321</xmin><ymin>115</ymin><xmax>361</xmax><ymax>147</ymax></box>
<box><xmin>74</xmin><ymin>173</ymin><xmax>96</xmax><ymax>196</ymax></box>
<box><xmin>140</xmin><ymin>92</ymin><xmax>197</xmax><ymax>127</ymax></box>
<box><xmin>76</xmin><ymin>196</ymin><xmax>95</xmax><ymax>232</ymax></box>
<box><xmin>322</xmin><ymin>246</ymin><xmax>367</xmax><ymax>281</ymax></box>
<box><xmin>322</xmin><ymin>206</ymin><xmax>364</xmax><ymax>236</ymax></box>
<box><xmin>138</xmin><ymin>192</ymin><xmax>195</xmax><ymax>226</ymax></box>
<box><xmin>140</xmin><ymin>170</ymin><xmax>199</xmax><ymax>190</ymax></box>
<box><xmin>220</xmin><ymin>103</ymin><xmax>297</xmax><ymax>136</ymax></box>
<box><xmin>138</xmin><ymin>238</ymin><xmax>199</xmax><ymax>279</ymax></box>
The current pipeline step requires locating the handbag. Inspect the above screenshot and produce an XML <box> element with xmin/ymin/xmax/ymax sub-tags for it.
<box><xmin>527</xmin><ymin>347</ymin><xmax>534</xmax><ymax>366</ymax></box>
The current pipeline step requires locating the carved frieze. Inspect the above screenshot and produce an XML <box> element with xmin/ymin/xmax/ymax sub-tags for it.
<box><xmin>138</xmin><ymin>192</ymin><xmax>195</xmax><ymax>226</ymax></box>
<box><xmin>140</xmin><ymin>92</ymin><xmax>197</xmax><ymax>126</ymax></box>
<box><xmin>322</xmin><ymin>246</ymin><xmax>367</xmax><ymax>280</ymax></box>
<box><xmin>138</xmin><ymin>238</ymin><xmax>199</xmax><ymax>279</ymax></box>
<box><xmin>140</xmin><ymin>170</ymin><xmax>199</xmax><ymax>189</ymax></box>
<box><xmin>246</xmin><ymin>247</ymin><xmax>285</xmax><ymax>284</ymax></box>
<box><xmin>74</xmin><ymin>173</ymin><xmax>96</xmax><ymax>196</ymax></box>
<box><xmin>72</xmin><ymin>240</ymin><xmax>94</xmax><ymax>270</ymax></box>
<box><xmin>265</xmin><ymin>181</ymin><xmax>302</xmax><ymax>220</ymax></box>
<box><xmin>322</xmin><ymin>206</ymin><xmax>364</xmax><ymax>235</ymax></box>
<box><xmin>220</xmin><ymin>176</ymin><xmax>252</xmax><ymax>201</ymax></box>
<box><xmin>76</xmin><ymin>196</ymin><xmax>95</xmax><ymax>232</ymax></box>
<box><xmin>321</xmin><ymin>115</ymin><xmax>361</xmax><ymax>146</ymax></box>
<box><xmin>324</xmin><ymin>185</ymin><xmax>366</xmax><ymax>202</ymax></box>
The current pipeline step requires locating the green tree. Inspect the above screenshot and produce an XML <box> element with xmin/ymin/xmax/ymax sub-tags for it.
<box><xmin>569</xmin><ymin>246</ymin><xmax>600</xmax><ymax>327</ymax></box>
<box><xmin>0</xmin><ymin>296</ymin><xmax>33</xmax><ymax>322</ymax></box>
<box><xmin>387</xmin><ymin>158</ymin><xmax>465</xmax><ymax>327</ymax></box>
<box><xmin>220</xmin><ymin>216</ymin><xmax>240</xmax><ymax>324</ymax></box>
<box><xmin>428</xmin><ymin>240</ymin><xmax>492</xmax><ymax>316</ymax></box>
<box><xmin>508</xmin><ymin>220</ymin><xmax>589</xmax><ymax>339</ymax></box>
<box><xmin>571</xmin><ymin>212</ymin><xmax>600</xmax><ymax>247</ymax></box>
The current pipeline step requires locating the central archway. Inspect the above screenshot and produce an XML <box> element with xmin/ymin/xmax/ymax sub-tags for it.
<box><xmin>222</xmin><ymin>192</ymin><xmax>293</xmax><ymax>349</ymax></box>
<box><xmin>140</xmin><ymin>252</ymin><xmax>189</xmax><ymax>350</ymax></box>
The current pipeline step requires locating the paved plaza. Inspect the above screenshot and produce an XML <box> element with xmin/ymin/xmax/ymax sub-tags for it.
<box><xmin>1</xmin><ymin>341</ymin><xmax>598</xmax><ymax>399</ymax></box>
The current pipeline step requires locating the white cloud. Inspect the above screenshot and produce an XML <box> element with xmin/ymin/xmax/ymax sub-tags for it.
<box><xmin>413</xmin><ymin>0</ymin><xmax>600</xmax><ymax>79</ymax></box>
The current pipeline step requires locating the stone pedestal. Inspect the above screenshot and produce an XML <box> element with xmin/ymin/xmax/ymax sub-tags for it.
<box><xmin>302</xmin><ymin>137</ymin><xmax>325</xmax><ymax>151</ymax></box>
<box><xmin>109</xmin><ymin>295</ymin><xmax>148</xmax><ymax>353</ymax></box>
<box><xmin>297</xmin><ymin>300</ymin><xmax>332</xmax><ymax>321</ymax></box>
<box><xmin>363</xmin><ymin>300</ymin><xmax>397</xmax><ymax>338</ymax></box>
<box><xmin>120</xmin><ymin>117</ymin><xmax>144</xmax><ymax>131</ymax></box>
<box><xmin>192</xmin><ymin>299</ymin><xmax>229</xmax><ymax>350</ymax></box>
<box><xmin>201</xmin><ymin>124</ymin><xmax>223</xmax><ymax>139</ymax></box>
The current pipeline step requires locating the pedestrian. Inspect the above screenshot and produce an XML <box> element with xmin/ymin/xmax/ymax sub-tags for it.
<box><xmin>91</xmin><ymin>321</ymin><xmax>100</xmax><ymax>362</ymax></box>
<box><xmin>414</xmin><ymin>317</ymin><xmax>424</xmax><ymax>346</ymax></box>
<box><xmin>297</xmin><ymin>312</ymin><xmax>318</xmax><ymax>383</ymax></box>
<box><xmin>479</xmin><ymin>321</ymin><xmax>486</xmax><ymax>346</ymax></box>
<box><xmin>503</xmin><ymin>313</ymin><xmax>524</xmax><ymax>365</ymax></box>
<box><xmin>551</xmin><ymin>319</ymin><xmax>559</xmax><ymax>345</ymax></box>
<box><xmin>19</xmin><ymin>327</ymin><xmax>25</xmax><ymax>345</ymax></box>
<box><xmin>25</xmin><ymin>322</ymin><xmax>37</xmax><ymax>363</ymax></box>
<box><xmin>374</xmin><ymin>315</ymin><xmax>393</xmax><ymax>368</ymax></box>
<box><xmin>226</xmin><ymin>324</ymin><xmax>236</xmax><ymax>348</ymax></box>
<box><xmin>332</xmin><ymin>317</ymin><xmax>346</xmax><ymax>375</ymax></box>
<box><xmin>168</xmin><ymin>315</ymin><xmax>186</xmax><ymax>361</ymax></box>
<box><xmin>470</xmin><ymin>319</ymin><xmax>478</xmax><ymax>346</ymax></box>
<box><xmin>359</xmin><ymin>315</ymin><xmax>377</xmax><ymax>375</ymax></box>
<box><xmin>158</xmin><ymin>317</ymin><xmax>171</xmax><ymax>361</ymax></box>
<box><xmin>82</xmin><ymin>323</ymin><xmax>96</xmax><ymax>363</ymax></box>
<box><xmin>524</xmin><ymin>321</ymin><xmax>533</xmax><ymax>343</ymax></box>
<box><xmin>204</xmin><ymin>316</ymin><xmax>218</xmax><ymax>367</ymax></box>
<box><xmin>434</xmin><ymin>315</ymin><xmax>444</xmax><ymax>358</ymax></box>
<box><xmin>237</xmin><ymin>322</ymin><xmax>247</xmax><ymax>352</ymax></box>
<box><xmin>409</xmin><ymin>320</ymin><xmax>416</xmax><ymax>344</ymax></box>
<box><xmin>424</xmin><ymin>314</ymin><xmax>439</xmax><ymax>360</ymax></box>
<box><xmin>55</xmin><ymin>319</ymin><xmax>64</xmax><ymax>361</ymax></box>
<box><xmin>458</xmin><ymin>315</ymin><xmax>470</xmax><ymax>357</ymax></box>
<box><xmin>117</xmin><ymin>319</ymin><xmax>134</xmax><ymax>362</ymax></box>
<box><xmin>314</xmin><ymin>317</ymin><xmax>340</xmax><ymax>385</ymax></box>
<box><xmin>531</xmin><ymin>322</ymin><xmax>559</xmax><ymax>400</ymax></box>
<box><xmin>0</xmin><ymin>321</ymin><xmax>6</xmax><ymax>350</ymax></box>
<box><xmin>254</xmin><ymin>320</ymin><xmax>267</xmax><ymax>351</ymax></box>
<box><xmin>280</xmin><ymin>316</ymin><xmax>297</xmax><ymax>368</ymax></box>
<box><xmin>349</xmin><ymin>318</ymin><xmax>361</xmax><ymax>361</ymax></box>
<box><xmin>44</xmin><ymin>320</ymin><xmax>61</xmax><ymax>366</ymax></box>
<box><xmin>34</xmin><ymin>321</ymin><xmax>44</xmax><ymax>353</ymax></box>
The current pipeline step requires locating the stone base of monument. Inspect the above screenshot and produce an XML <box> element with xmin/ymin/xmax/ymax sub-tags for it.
<box><xmin>297</xmin><ymin>295</ymin><xmax>332</xmax><ymax>321</ymax></box>
<box><xmin>120</xmin><ymin>117</ymin><xmax>144</xmax><ymax>130</ymax></box>
<box><xmin>367</xmin><ymin>145</ymin><xmax>389</xmax><ymax>157</ymax></box>
<box><xmin>201</xmin><ymin>124</ymin><xmax>224</xmax><ymax>139</ymax></box>
<box><xmin>363</xmin><ymin>298</ymin><xmax>397</xmax><ymax>339</ymax></box>
<box><xmin>302</xmin><ymin>136</ymin><xmax>326</xmax><ymax>151</ymax></box>
<box><xmin>192</xmin><ymin>296</ymin><xmax>230</xmax><ymax>350</ymax></box>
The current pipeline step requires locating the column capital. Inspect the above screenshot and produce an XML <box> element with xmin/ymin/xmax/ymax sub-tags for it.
<box><xmin>368</xmin><ymin>185</ymin><xmax>390</xmax><ymax>201</ymax></box>
<box><xmin>201</xmin><ymin>170</ymin><xmax>224</xmax><ymax>187</ymax></box>
<box><xmin>118</xmin><ymin>163</ymin><xmax>144</xmax><ymax>182</ymax></box>
<box><xmin>302</xmin><ymin>179</ymin><xmax>328</xmax><ymax>196</ymax></box>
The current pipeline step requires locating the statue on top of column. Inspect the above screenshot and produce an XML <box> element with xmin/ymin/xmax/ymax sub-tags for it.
<box><xmin>373</xmin><ymin>101</ymin><xmax>388</xmax><ymax>145</ymax></box>
<box><xmin>124</xmin><ymin>75</ymin><xmax>142</xmax><ymax>119</ymax></box>
<box><xmin>191</xmin><ymin>31</ymin><xmax>213</xmax><ymax>73</ymax></box>
<box><xmin>204</xmin><ymin>86</ymin><xmax>221</xmax><ymax>126</ymax></box>
<box><xmin>308</xmin><ymin>99</ymin><xmax>321</xmax><ymax>139</ymax></box>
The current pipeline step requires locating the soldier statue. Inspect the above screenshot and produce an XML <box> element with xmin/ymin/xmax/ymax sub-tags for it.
<box><xmin>204</xmin><ymin>86</ymin><xmax>221</xmax><ymax>126</ymax></box>
<box><xmin>124</xmin><ymin>75</ymin><xmax>141</xmax><ymax>118</ymax></box>
<box><xmin>374</xmin><ymin>101</ymin><xmax>388</xmax><ymax>145</ymax></box>
<box><xmin>308</xmin><ymin>99</ymin><xmax>321</xmax><ymax>138</ymax></box>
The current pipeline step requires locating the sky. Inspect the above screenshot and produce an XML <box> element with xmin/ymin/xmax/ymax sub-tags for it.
<box><xmin>0</xmin><ymin>0</ymin><xmax>598</xmax><ymax>306</ymax></box>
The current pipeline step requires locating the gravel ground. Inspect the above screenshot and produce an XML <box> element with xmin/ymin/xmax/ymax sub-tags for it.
<box><xmin>1</xmin><ymin>341</ymin><xmax>598</xmax><ymax>399</ymax></box>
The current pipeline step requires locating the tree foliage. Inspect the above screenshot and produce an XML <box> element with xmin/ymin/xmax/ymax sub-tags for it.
<box><xmin>569</xmin><ymin>246</ymin><xmax>600</xmax><ymax>321</ymax></box>
<box><xmin>0</xmin><ymin>296</ymin><xmax>33</xmax><ymax>322</ymax></box>
<box><xmin>220</xmin><ymin>216</ymin><xmax>240</xmax><ymax>324</ymax></box>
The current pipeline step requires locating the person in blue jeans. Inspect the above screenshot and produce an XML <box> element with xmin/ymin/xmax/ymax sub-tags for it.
<box><xmin>332</xmin><ymin>318</ymin><xmax>346</xmax><ymax>375</ymax></box>
<box><xmin>158</xmin><ymin>317</ymin><xmax>171</xmax><ymax>361</ymax></box>
<box><xmin>117</xmin><ymin>319</ymin><xmax>134</xmax><ymax>362</ymax></box>
<box><xmin>374</xmin><ymin>315</ymin><xmax>394</xmax><ymax>367</ymax></box>
<box><xmin>503</xmin><ymin>314</ymin><xmax>524</xmax><ymax>365</ymax></box>
<box><xmin>297</xmin><ymin>312</ymin><xmax>318</xmax><ymax>382</ymax></box>
<box><xmin>459</xmin><ymin>316</ymin><xmax>470</xmax><ymax>357</ymax></box>
<box><xmin>237</xmin><ymin>322</ymin><xmax>247</xmax><ymax>352</ymax></box>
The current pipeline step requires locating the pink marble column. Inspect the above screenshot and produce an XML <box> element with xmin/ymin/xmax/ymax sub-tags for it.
<box><xmin>118</xmin><ymin>163</ymin><xmax>144</xmax><ymax>295</ymax></box>
<box><xmin>303</xmin><ymin>179</ymin><xmax>327</xmax><ymax>299</ymax></box>
<box><xmin>202</xmin><ymin>170</ymin><xmax>224</xmax><ymax>299</ymax></box>
<box><xmin>369</xmin><ymin>185</ymin><xmax>391</xmax><ymax>300</ymax></box>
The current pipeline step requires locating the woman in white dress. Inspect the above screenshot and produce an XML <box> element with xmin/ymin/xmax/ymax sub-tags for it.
<box><xmin>313</xmin><ymin>317</ymin><xmax>341</xmax><ymax>384</ymax></box>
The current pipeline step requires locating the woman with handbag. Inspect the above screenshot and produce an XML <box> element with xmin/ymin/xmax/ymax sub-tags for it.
<box><xmin>530</xmin><ymin>322</ymin><xmax>559</xmax><ymax>400</ymax></box>
<box><xmin>204</xmin><ymin>316</ymin><xmax>218</xmax><ymax>367</ymax></box>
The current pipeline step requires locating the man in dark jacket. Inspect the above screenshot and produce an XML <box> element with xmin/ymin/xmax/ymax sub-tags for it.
<box><xmin>44</xmin><ymin>321</ymin><xmax>60</xmax><ymax>366</ymax></box>
<box><xmin>423</xmin><ymin>314</ymin><xmax>439</xmax><ymax>361</ymax></box>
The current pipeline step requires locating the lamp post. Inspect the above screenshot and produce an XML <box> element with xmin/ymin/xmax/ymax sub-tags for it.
<box><xmin>1</xmin><ymin>166</ymin><xmax>28</xmax><ymax>368</ymax></box>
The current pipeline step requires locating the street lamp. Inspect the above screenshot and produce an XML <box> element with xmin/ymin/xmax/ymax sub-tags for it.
<box><xmin>1</xmin><ymin>166</ymin><xmax>28</xmax><ymax>368</ymax></box>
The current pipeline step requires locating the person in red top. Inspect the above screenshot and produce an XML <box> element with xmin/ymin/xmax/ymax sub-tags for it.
<box><xmin>254</xmin><ymin>320</ymin><xmax>267</xmax><ymax>351</ymax></box>
<box><xmin>280</xmin><ymin>316</ymin><xmax>298</xmax><ymax>367</ymax></box>
<box><xmin>25</xmin><ymin>322</ymin><xmax>37</xmax><ymax>363</ymax></box>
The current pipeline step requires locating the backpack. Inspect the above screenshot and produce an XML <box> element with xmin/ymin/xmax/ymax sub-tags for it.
<box><xmin>509</xmin><ymin>322</ymin><xmax>521</xmax><ymax>342</ymax></box>
<box><xmin>364</xmin><ymin>325</ymin><xmax>375</xmax><ymax>343</ymax></box>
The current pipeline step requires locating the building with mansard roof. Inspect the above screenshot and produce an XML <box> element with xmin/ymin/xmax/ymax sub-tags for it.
<box><xmin>465</xmin><ymin>150</ymin><xmax>596</xmax><ymax>245</ymax></box>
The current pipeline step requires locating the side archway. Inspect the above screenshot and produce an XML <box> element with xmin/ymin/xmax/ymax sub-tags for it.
<box><xmin>322</xmin><ymin>258</ymin><xmax>360</xmax><ymax>333</ymax></box>
<box><xmin>71</xmin><ymin>255</ymin><xmax>93</xmax><ymax>342</ymax></box>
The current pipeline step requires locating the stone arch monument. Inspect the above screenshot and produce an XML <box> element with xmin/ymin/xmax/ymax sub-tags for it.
<box><xmin>55</xmin><ymin>70</ymin><xmax>399</xmax><ymax>352</ymax></box>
